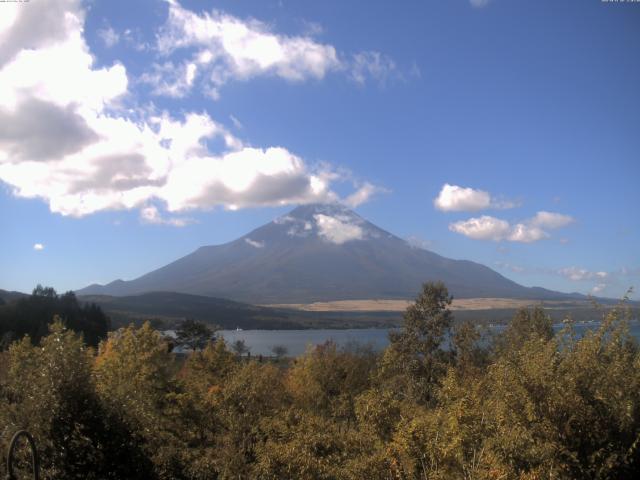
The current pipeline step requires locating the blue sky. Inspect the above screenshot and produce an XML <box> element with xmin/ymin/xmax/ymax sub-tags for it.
<box><xmin>0</xmin><ymin>0</ymin><xmax>638</xmax><ymax>299</ymax></box>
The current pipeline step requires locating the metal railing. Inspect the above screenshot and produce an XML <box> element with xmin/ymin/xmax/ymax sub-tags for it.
<box><xmin>5</xmin><ymin>430</ymin><xmax>39</xmax><ymax>480</ymax></box>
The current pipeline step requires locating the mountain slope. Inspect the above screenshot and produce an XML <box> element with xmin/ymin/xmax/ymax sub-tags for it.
<box><xmin>77</xmin><ymin>204</ymin><xmax>580</xmax><ymax>303</ymax></box>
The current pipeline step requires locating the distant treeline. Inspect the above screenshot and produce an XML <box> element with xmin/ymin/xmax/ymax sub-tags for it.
<box><xmin>0</xmin><ymin>285</ymin><xmax>109</xmax><ymax>348</ymax></box>
<box><xmin>0</xmin><ymin>282</ymin><xmax>639</xmax><ymax>479</ymax></box>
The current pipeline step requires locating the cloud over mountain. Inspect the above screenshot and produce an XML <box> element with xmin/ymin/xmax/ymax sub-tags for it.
<box><xmin>314</xmin><ymin>213</ymin><xmax>365</xmax><ymax>244</ymax></box>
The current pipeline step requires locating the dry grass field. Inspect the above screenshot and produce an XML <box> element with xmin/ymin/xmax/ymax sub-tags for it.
<box><xmin>264</xmin><ymin>298</ymin><xmax>584</xmax><ymax>312</ymax></box>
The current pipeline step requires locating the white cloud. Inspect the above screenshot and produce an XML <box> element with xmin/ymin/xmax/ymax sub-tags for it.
<box><xmin>557</xmin><ymin>267</ymin><xmax>608</xmax><ymax>282</ymax></box>
<box><xmin>0</xmin><ymin>99</ymin><xmax>99</xmax><ymax>161</ymax></box>
<box><xmin>139</xmin><ymin>60</ymin><xmax>199</xmax><ymax>98</ymax></box>
<box><xmin>406</xmin><ymin>235</ymin><xmax>432</xmax><ymax>250</ymax></box>
<box><xmin>0</xmin><ymin>0</ymin><xmax>78</xmax><ymax>66</ymax></box>
<box><xmin>140</xmin><ymin>205</ymin><xmax>193</xmax><ymax>227</ymax></box>
<box><xmin>492</xmin><ymin>261</ymin><xmax>635</xmax><ymax>296</ymax></box>
<box><xmin>300</xmin><ymin>20</ymin><xmax>324</xmax><ymax>37</ymax></box>
<box><xmin>494</xmin><ymin>261</ymin><xmax>525</xmax><ymax>273</ymax></box>
<box><xmin>149</xmin><ymin>1</ymin><xmax>408</xmax><ymax>98</ymax></box>
<box><xmin>449</xmin><ymin>211</ymin><xmax>572</xmax><ymax>243</ymax></box>
<box><xmin>350</xmin><ymin>51</ymin><xmax>398</xmax><ymax>86</ymax></box>
<box><xmin>98</xmin><ymin>26</ymin><xmax>119</xmax><ymax>47</ymax></box>
<box><xmin>507</xmin><ymin>223</ymin><xmax>548</xmax><ymax>243</ymax></box>
<box><xmin>282</xmin><ymin>216</ymin><xmax>313</xmax><ymax>237</ymax></box>
<box><xmin>159</xmin><ymin>145</ymin><xmax>338</xmax><ymax>212</ymax></box>
<box><xmin>449</xmin><ymin>215</ymin><xmax>511</xmax><ymax>241</ymax></box>
<box><xmin>434</xmin><ymin>184</ymin><xmax>518</xmax><ymax>212</ymax></box>
<box><xmin>343</xmin><ymin>182</ymin><xmax>387</xmax><ymax>208</ymax></box>
<box><xmin>435</xmin><ymin>184</ymin><xmax>491</xmax><ymax>212</ymax></box>
<box><xmin>0</xmin><ymin>0</ymin><xmax>377</xmax><ymax>218</ymax></box>
<box><xmin>245</xmin><ymin>237</ymin><xmax>265</xmax><ymax>248</ymax></box>
<box><xmin>33</xmin><ymin>243</ymin><xmax>44</xmax><ymax>251</ymax></box>
<box><xmin>314</xmin><ymin>213</ymin><xmax>364</xmax><ymax>244</ymax></box>
<box><xmin>229</xmin><ymin>114</ymin><xmax>243</xmax><ymax>129</ymax></box>
<box><xmin>529</xmin><ymin>211</ymin><xmax>575</xmax><ymax>229</ymax></box>
<box><xmin>274</xmin><ymin>214</ymin><xmax>294</xmax><ymax>225</ymax></box>
<box><xmin>495</xmin><ymin>262</ymin><xmax>619</xmax><ymax>284</ymax></box>
<box><xmin>491</xmin><ymin>197</ymin><xmax>521</xmax><ymax>210</ymax></box>
<box><xmin>156</xmin><ymin>1</ymin><xmax>341</xmax><ymax>95</ymax></box>
<box><xmin>122</xmin><ymin>28</ymin><xmax>150</xmax><ymax>52</ymax></box>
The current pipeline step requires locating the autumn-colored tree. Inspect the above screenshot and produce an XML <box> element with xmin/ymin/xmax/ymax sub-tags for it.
<box><xmin>482</xmin><ymin>306</ymin><xmax>640</xmax><ymax>478</ymax></box>
<box><xmin>287</xmin><ymin>341</ymin><xmax>377</xmax><ymax>422</ymax></box>
<box><xmin>94</xmin><ymin>322</ymin><xmax>180</xmax><ymax>479</ymax></box>
<box><xmin>495</xmin><ymin>304</ymin><xmax>554</xmax><ymax>355</ymax></box>
<box><xmin>213</xmin><ymin>361</ymin><xmax>286</xmax><ymax>478</ymax></box>
<box><xmin>388</xmin><ymin>304</ymin><xmax>640</xmax><ymax>480</ymax></box>
<box><xmin>451</xmin><ymin>320</ymin><xmax>489</xmax><ymax>379</ymax></box>
<box><xmin>175</xmin><ymin>339</ymin><xmax>239</xmax><ymax>478</ymax></box>
<box><xmin>1</xmin><ymin>285</ymin><xmax>638</xmax><ymax>479</ymax></box>
<box><xmin>0</xmin><ymin>319</ymin><xmax>150</xmax><ymax>479</ymax></box>
<box><xmin>256</xmin><ymin>409</ymin><xmax>381</xmax><ymax>480</ymax></box>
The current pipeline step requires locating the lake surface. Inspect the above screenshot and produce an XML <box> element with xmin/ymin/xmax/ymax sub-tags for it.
<box><xmin>218</xmin><ymin>321</ymin><xmax>640</xmax><ymax>357</ymax></box>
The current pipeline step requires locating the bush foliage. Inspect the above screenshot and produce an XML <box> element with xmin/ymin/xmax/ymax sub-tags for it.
<box><xmin>1</xmin><ymin>282</ymin><xmax>639</xmax><ymax>479</ymax></box>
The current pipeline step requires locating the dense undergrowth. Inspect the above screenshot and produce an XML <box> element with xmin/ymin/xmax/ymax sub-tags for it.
<box><xmin>1</xmin><ymin>282</ymin><xmax>639</xmax><ymax>479</ymax></box>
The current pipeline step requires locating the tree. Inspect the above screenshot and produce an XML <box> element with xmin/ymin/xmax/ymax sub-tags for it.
<box><xmin>287</xmin><ymin>341</ymin><xmax>376</xmax><ymax>422</ymax></box>
<box><xmin>231</xmin><ymin>339</ymin><xmax>250</xmax><ymax>357</ymax></box>
<box><xmin>175</xmin><ymin>319</ymin><xmax>216</xmax><ymax>352</ymax></box>
<box><xmin>176</xmin><ymin>339</ymin><xmax>240</xmax><ymax>478</ymax></box>
<box><xmin>379</xmin><ymin>281</ymin><xmax>453</xmax><ymax>405</ymax></box>
<box><xmin>256</xmin><ymin>410</ymin><xmax>374</xmax><ymax>480</ymax></box>
<box><xmin>94</xmin><ymin>322</ymin><xmax>179</xmax><ymax>479</ymax></box>
<box><xmin>496</xmin><ymin>305</ymin><xmax>554</xmax><ymax>355</ymax></box>
<box><xmin>0</xmin><ymin>319</ymin><xmax>151</xmax><ymax>479</ymax></box>
<box><xmin>32</xmin><ymin>284</ymin><xmax>56</xmax><ymax>298</ymax></box>
<box><xmin>0</xmin><ymin>285</ymin><xmax>109</xmax><ymax>348</ymax></box>
<box><xmin>212</xmin><ymin>362</ymin><xmax>285</xmax><ymax>478</ymax></box>
<box><xmin>480</xmin><ymin>305</ymin><xmax>640</xmax><ymax>478</ymax></box>
<box><xmin>270</xmin><ymin>344</ymin><xmax>288</xmax><ymax>360</ymax></box>
<box><xmin>451</xmin><ymin>320</ymin><xmax>488</xmax><ymax>378</ymax></box>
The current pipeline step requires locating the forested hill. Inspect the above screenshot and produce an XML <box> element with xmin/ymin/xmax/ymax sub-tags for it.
<box><xmin>78</xmin><ymin>291</ymin><xmax>310</xmax><ymax>330</ymax></box>
<box><xmin>0</xmin><ymin>286</ymin><xmax>109</xmax><ymax>347</ymax></box>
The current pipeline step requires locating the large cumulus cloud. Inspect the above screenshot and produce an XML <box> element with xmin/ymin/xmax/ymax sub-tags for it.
<box><xmin>0</xmin><ymin>0</ymin><xmax>380</xmax><ymax>222</ymax></box>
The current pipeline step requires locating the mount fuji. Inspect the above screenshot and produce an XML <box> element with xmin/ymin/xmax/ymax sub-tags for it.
<box><xmin>77</xmin><ymin>204</ymin><xmax>578</xmax><ymax>304</ymax></box>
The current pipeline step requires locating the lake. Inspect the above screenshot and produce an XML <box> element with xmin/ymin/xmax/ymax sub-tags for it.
<box><xmin>217</xmin><ymin>321</ymin><xmax>640</xmax><ymax>357</ymax></box>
